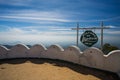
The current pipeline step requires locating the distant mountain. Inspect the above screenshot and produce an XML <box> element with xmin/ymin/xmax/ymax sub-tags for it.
<box><xmin>26</xmin><ymin>45</ymin><xmax>32</xmax><ymax>48</ymax></box>
<box><xmin>3</xmin><ymin>45</ymin><xmax>13</xmax><ymax>49</ymax></box>
<box><xmin>2</xmin><ymin>45</ymin><xmax>32</xmax><ymax>49</ymax></box>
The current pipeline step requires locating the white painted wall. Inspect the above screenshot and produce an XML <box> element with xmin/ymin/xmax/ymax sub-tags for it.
<box><xmin>28</xmin><ymin>44</ymin><xmax>47</xmax><ymax>58</ymax></box>
<box><xmin>104</xmin><ymin>50</ymin><xmax>120</xmax><ymax>73</ymax></box>
<box><xmin>79</xmin><ymin>47</ymin><xmax>104</xmax><ymax>69</ymax></box>
<box><xmin>0</xmin><ymin>46</ymin><xmax>8</xmax><ymax>59</ymax></box>
<box><xmin>63</xmin><ymin>46</ymin><xmax>82</xmax><ymax>64</ymax></box>
<box><xmin>41</xmin><ymin>44</ymin><xmax>64</xmax><ymax>60</ymax></box>
<box><xmin>0</xmin><ymin>44</ymin><xmax>120</xmax><ymax>77</ymax></box>
<box><xmin>7</xmin><ymin>44</ymin><xmax>29</xmax><ymax>58</ymax></box>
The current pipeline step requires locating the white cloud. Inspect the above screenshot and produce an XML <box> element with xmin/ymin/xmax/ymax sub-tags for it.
<box><xmin>0</xmin><ymin>0</ymin><xmax>32</xmax><ymax>6</ymax></box>
<box><xmin>9</xmin><ymin>27</ymin><xmax>24</xmax><ymax>33</ymax></box>
<box><xmin>0</xmin><ymin>10</ymin><xmax>72</xmax><ymax>23</ymax></box>
<box><xmin>0</xmin><ymin>26</ymin><xmax>76</xmax><ymax>35</ymax></box>
<box><xmin>105</xmin><ymin>30</ymin><xmax>120</xmax><ymax>34</ymax></box>
<box><xmin>50</xmin><ymin>28</ymin><xmax>71</xmax><ymax>31</ymax></box>
<box><xmin>0</xmin><ymin>15</ymin><xmax>70</xmax><ymax>22</ymax></box>
<box><xmin>49</xmin><ymin>26</ymin><xmax>72</xmax><ymax>31</ymax></box>
<box><xmin>0</xmin><ymin>24</ymin><xmax>120</xmax><ymax>46</ymax></box>
<box><xmin>0</xmin><ymin>27</ymin><xmax>75</xmax><ymax>45</ymax></box>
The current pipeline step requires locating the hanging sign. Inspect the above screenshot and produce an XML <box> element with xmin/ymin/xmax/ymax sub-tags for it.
<box><xmin>80</xmin><ymin>30</ymin><xmax>98</xmax><ymax>47</ymax></box>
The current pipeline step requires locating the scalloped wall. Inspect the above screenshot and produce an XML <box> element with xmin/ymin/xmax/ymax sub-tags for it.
<box><xmin>0</xmin><ymin>44</ymin><xmax>120</xmax><ymax>76</ymax></box>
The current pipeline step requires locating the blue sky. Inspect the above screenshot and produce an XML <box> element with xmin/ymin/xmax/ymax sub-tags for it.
<box><xmin>0</xmin><ymin>0</ymin><xmax>120</xmax><ymax>49</ymax></box>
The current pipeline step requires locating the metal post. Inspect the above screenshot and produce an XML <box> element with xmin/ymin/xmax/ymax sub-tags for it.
<box><xmin>71</xmin><ymin>22</ymin><xmax>109</xmax><ymax>48</ymax></box>
<box><xmin>76</xmin><ymin>23</ymin><xmax>79</xmax><ymax>46</ymax></box>
<box><xmin>101</xmin><ymin>21</ymin><xmax>103</xmax><ymax>50</ymax></box>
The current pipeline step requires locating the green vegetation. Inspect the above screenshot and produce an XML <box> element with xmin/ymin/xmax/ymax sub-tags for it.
<box><xmin>102</xmin><ymin>43</ymin><xmax>119</xmax><ymax>54</ymax></box>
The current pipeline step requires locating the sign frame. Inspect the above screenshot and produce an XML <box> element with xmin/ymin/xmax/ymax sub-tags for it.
<box><xmin>80</xmin><ymin>30</ymin><xmax>98</xmax><ymax>47</ymax></box>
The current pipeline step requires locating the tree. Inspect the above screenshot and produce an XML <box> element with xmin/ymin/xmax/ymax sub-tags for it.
<box><xmin>102</xmin><ymin>43</ymin><xmax>119</xmax><ymax>54</ymax></box>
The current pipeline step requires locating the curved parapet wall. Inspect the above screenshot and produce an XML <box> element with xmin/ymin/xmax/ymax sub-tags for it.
<box><xmin>28</xmin><ymin>44</ymin><xmax>47</xmax><ymax>58</ymax></box>
<box><xmin>0</xmin><ymin>46</ymin><xmax>8</xmax><ymax>59</ymax></box>
<box><xmin>80</xmin><ymin>47</ymin><xmax>104</xmax><ymax>69</ymax></box>
<box><xmin>63</xmin><ymin>46</ymin><xmax>82</xmax><ymax>64</ymax></box>
<box><xmin>41</xmin><ymin>44</ymin><xmax>64</xmax><ymax>59</ymax></box>
<box><xmin>104</xmin><ymin>50</ymin><xmax>120</xmax><ymax>73</ymax></box>
<box><xmin>0</xmin><ymin>44</ymin><xmax>120</xmax><ymax>76</ymax></box>
<box><xmin>7</xmin><ymin>44</ymin><xmax>29</xmax><ymax>58</ymax></box>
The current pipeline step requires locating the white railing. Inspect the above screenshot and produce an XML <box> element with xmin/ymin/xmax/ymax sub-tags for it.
<box><xmin>0</xmin><ymin>44</ymin><xmax>120</xmax><ymax>76</ymax></box>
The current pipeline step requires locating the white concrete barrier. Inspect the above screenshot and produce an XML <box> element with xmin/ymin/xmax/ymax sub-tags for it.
<box><xmin>104</xmin><ymin>50</ymin><xmax>120</xmax><ymax>73</ymax></box>
<box><xmin>63</xmin><ymin>46</ymin><xmax>82</xmax><ymax>64</ymax></box>
<box><xmin>41</xmin><ymin>44</ymin><xmax>64</xmax><ymax>59</ymax></box>
<box><xmin>80</xmin><ymin>47</ymin><xmax>104</xmax><ymax>69</ymax></box>
<box><xmin>0</xmin><ymin>44</ymin><xmax>120</xmax><ymax>77</ymax></box>
<box><xmin>28</xmin><ymin>44</ymin><xmax>47</xmax><ymax>58</ymax></box>
<box><xmin>7</xmin><ymin>44</ymin><xmax>29</xmax><ymax>58</ymax></box>
<box><xmin>0</xmin><ymin>46</ymin><xmax>8</xmax><ymax>59</ymax></box>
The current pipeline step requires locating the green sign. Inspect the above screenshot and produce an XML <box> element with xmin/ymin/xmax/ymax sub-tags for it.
<box><xmin>80</xmin><ymin>30</ymin><xmax>98</xmax><ymax>47</ymax></box>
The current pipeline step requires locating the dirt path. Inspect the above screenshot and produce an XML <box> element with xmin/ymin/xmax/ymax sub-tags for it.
<box><xmin>0</xmin><ymin>59</ymin><xmax>119</xmax><ymax>80</ymax></box>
